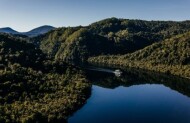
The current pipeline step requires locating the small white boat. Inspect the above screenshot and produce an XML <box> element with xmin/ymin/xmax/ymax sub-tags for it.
<box><xmin>114</xmin><ymin>69</ymin><xmax>122</xmax><ymax>76</ymax></box>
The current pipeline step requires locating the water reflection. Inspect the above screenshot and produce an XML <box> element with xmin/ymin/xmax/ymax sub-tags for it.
<box><xmin>85</xmin><ymin>67</ymin><xmax>190</xmax><ymax>97</ymax></box>
<box><xmin>68</xmin><ymin>66</ymin><xmax>190</xmax><ymax>123</ymax></box>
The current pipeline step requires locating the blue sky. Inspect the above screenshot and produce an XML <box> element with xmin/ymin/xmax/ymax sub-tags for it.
<box><xmin>0</xmin><ymin>0</ymin><xmax>190</xmax><ymax>32</ymax></box>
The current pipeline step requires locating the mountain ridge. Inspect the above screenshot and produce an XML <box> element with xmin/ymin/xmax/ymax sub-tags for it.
<box><xmin>0</xmin><ymin>25</ymin><xmax>55</xmax><ymax>37</ymax></box>
<box><xmin>32</xmin><ymin>18</ymin><xmax>190</xmax><ymax>64</ymax></box>
<box><xmin>0</xmin><ymin>27</ymin><xmax>19</xmax><ymax>34</ymax></box>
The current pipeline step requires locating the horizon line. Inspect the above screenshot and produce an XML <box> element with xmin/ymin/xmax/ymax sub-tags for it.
<box><xmin>1</xmin><ymin>17</ymin><xmax>190</xmax><ymax>32</ymax></box>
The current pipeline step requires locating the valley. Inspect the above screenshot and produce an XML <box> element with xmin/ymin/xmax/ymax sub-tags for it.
<box><xmin>0</xmin><ymin>17</ymin><xmax>190</xmax><ymax>122</ymax></box>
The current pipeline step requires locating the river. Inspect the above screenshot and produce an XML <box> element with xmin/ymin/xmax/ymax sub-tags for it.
<box><xmin>68</xmin><ymin>66</ymin><xmax>190</xmax><ymax>123</ymax></box>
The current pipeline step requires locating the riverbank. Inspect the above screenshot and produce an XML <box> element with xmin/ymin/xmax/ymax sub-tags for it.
<box><xmin>88</xmin><ymin>57</ymin><xmax>190</xmax><ymax>79</ymax></box>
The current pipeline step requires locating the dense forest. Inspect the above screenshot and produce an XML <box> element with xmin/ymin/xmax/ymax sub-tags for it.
<box><xmin>31</xmin><ymin>18</ymin><xmax>190</xmax><ymax>64</ymax></box>
<box><xmin>0</xmin><ymin>33</ymin><xmax>91</xmax><ymax>122</ymax></box>
<box><xmin>89</xmin><ymin>32</ymin><xmax>190</xmax><ymax>78</ymax></box>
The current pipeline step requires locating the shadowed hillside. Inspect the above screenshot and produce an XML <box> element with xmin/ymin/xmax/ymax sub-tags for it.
<box><xmin>89</xmin><ymin>32</ymin><xmax>190</xmax><ymax>78</ymax></box>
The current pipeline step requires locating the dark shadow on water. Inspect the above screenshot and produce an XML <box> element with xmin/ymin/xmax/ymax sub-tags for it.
<box><xmin>83</xmin><ymin>65</ymin><xmax>190</xmax><ymax>98</ymax></box>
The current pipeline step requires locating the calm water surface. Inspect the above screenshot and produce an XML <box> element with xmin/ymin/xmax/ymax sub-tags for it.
<box><xmin>68</xmin><ymin>67</ymin><xmax>190</xmax><ymax>123</ymax></box>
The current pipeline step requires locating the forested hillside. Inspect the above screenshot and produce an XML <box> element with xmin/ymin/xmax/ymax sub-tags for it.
<box><xmin>0</xmin><ymin>33</ymin><xmax>91</xmax><ymax>122</ymax></box>
<box><xmin>123</xmin><ymin>32</ymin><xmax>190</xmax><ymax>65</ymax></box>
<box><xmin>33</xmin><ymin>27</ymin><xmax>112</xmax><ymax>63</ymax></box>
<box><xmin>89</xmin><ymin>32</ymin><xmax>190</xmax><ymax>78</ymax></box>
<box><xmin>32</xmin><ymin>18</ymin><xmax>190</xmax><ymax>63</ymax></box>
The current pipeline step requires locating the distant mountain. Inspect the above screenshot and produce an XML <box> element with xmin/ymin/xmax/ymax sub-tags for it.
<box><xmin>23</xmin><ymin>25</ymin><xmax>55</xmax><ymax>37</ymax></box>
<box><xmin>0</xmin><ymin>27</ymin><xmax>19</xmax><ymax>34</ymax></box>
<box><xmin>0</xmin><ymin>25</ymin><xmax>55</xmax><ymax>37</ymax></box>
